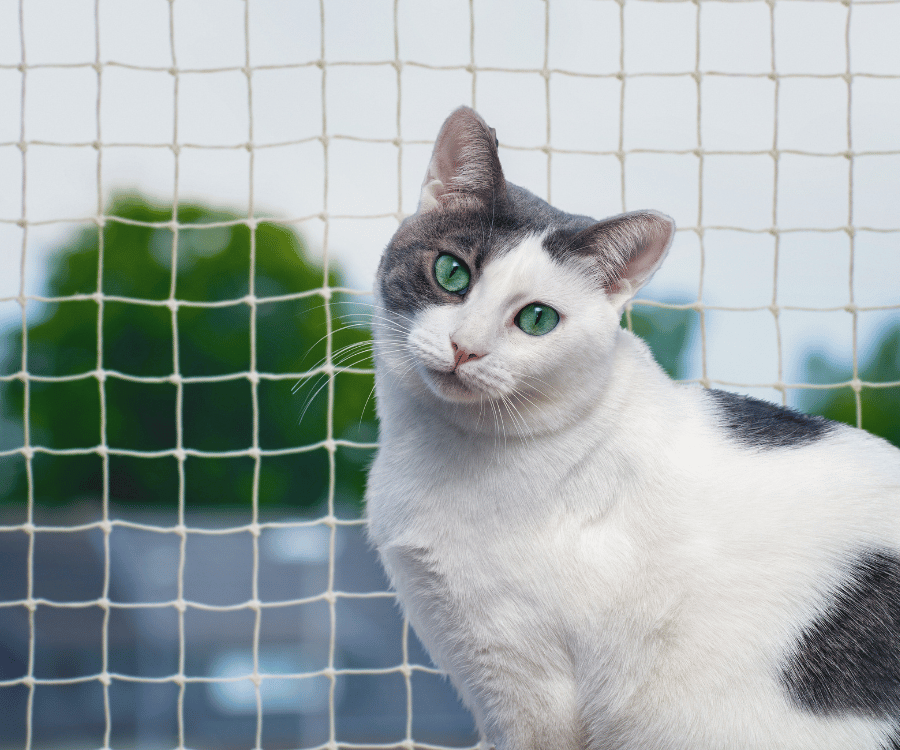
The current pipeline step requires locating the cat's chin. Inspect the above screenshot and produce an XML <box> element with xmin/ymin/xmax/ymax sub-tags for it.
<box><xmin>421</xmin><ymin>367</ymin><xmax>484</xmax><ymax>404</ymax></box>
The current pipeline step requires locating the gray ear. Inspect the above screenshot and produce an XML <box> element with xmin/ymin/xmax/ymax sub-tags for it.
<box><xmin>418</xmin><ymin>106</ymin><xmax>507</xmax><ymax>214</ymax></box>
<box><xmin>570</xmin><ymin>210</ymin><xmax>675</xmax><ymax>312</ymax></box>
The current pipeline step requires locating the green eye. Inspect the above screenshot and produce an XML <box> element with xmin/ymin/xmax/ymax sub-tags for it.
<box><xmin>515</xmin><ymin>303</ymin><xmax>559</xmax><ymax>336</ymax></box>
<box><xmin>434</xmin><ymin>254</ymin><xmax>470</xmax><ymax>294</ymax></box>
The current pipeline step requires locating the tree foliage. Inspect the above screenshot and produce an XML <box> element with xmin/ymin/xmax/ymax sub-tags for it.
<box><xmin>625</xmin><ymin>302</ymin><xmax>696</xmax><ymax>381</ymax></box>
<box><xmin>0</xmin><ymin>196</ymin><xmax>374</xmax><ymax>510</ymax></box>
<box><xmin>800</xmin><ymin>323</ymin><xmax>900</xmax><ymax>449</ymax></box>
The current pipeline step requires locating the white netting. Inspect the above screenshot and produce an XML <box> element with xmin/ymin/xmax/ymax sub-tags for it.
<box><xmin>1</xmin><ymin>0</ymin><xmax>899</xmax><ymax>748</ymax></box>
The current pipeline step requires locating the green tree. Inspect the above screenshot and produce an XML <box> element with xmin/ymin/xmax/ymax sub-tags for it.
<box><xmin>625</xmin><ymin>302</ymin><xmax>696</xmax><ymax>381</ymax></box>
<box><xmin>0</xmin><ymin>195</ymin><xmax>375</xmax><ymax>510</ymax></box>
<box><xmin>799</xmin><ymin>323</ymin><xmax>900</xmax><ymax>449</ymax></box>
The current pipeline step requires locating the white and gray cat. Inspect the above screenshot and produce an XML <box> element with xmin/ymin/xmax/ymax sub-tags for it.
<box><xmin>364</xmin><ymin>106</ymin><xmax>900</xmax><ymax>750</ymax></box>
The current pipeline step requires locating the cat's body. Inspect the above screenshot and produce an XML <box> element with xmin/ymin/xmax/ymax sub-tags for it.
<box><xmin>365</xmin><ymin>107</ymin><xmax>900</xmax><ymax>749</ymax></box>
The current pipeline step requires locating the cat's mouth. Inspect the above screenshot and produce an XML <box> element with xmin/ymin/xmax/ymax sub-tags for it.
<box><xmin>422</xmin><ymin>366</ymin><xmax>482</xmax><ymax>402</ymax></box>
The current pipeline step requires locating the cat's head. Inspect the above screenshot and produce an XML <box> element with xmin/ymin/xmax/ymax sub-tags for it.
<box><xmin>374</xmin><ymin>107</ymin><xmax>674</xmax><ymax>434</ymax></box>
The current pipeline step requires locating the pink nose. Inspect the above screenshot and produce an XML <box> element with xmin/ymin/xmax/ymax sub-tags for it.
<box><xmin>451</xmin><ymin>340</ymin><xmax>483</xmax><ymax>370</ymax></box>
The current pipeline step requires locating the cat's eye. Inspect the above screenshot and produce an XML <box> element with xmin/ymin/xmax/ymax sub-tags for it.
<box><xmin>434</xmin><ymin>254</ymin><xmax>470</xmax><ymax>294</ymax></box>
<box><xmin>515</xmin><ymin>303</ymin><xmax>559</xmax><ymax>336</ymax></box>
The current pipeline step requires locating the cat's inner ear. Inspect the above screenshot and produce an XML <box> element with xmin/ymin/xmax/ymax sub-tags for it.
<box><xmin>418</xmin><ymin>106</ymin><xmax>507</xmax><ymax>214</ymax></box>
<box><xmin>571</xmin><ymin>210</ymin><xmax>675</xmax><ymax>312</ymax></box>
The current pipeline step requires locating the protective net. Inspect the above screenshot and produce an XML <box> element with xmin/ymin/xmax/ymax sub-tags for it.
<box><xmin>1</xmin><ymin>0</ymin><xmax>899</xmax><ymax>748</ymax></box>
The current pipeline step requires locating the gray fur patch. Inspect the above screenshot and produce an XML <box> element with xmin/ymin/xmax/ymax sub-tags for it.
<box><xmin>782</xmin><ymin>549</ymin><xmax>900</xmax><ymax>718</ymax></box>
<box><xmin>707</xmin><ymin>390</ymin><xmax>835</xmax><ymax>450</ymax></box>
<box><xmin>378</xmin><ymin>184</ymin><xmax>594</xmax><ymax>314</ymax></box>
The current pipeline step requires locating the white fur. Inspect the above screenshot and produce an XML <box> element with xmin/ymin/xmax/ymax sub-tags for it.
<box><xmin>366</xmin><ymin>236</ymin><xmax>900</xmax><ymax>750</ymax></box>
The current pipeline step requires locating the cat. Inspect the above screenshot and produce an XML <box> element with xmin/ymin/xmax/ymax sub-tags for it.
<box><xmin>364</xmin><ymin>106</ymin><xmax>900</xmax><ymax>750</ymax></box>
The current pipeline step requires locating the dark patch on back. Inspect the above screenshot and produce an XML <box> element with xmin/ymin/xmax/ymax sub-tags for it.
<box><xmin>707</xmin><ymin>389</ymin><xmax>835</xmax><ymax>450</ymax></box>
<box><xmin>782</xmin><ymin>549</ymin><xmax>900</xmax><ymax>718</ymax></box>
<box><xmin>885</xmin><ymin>730</ymin><xmax>900</xmax><ymax>750</ymax></box>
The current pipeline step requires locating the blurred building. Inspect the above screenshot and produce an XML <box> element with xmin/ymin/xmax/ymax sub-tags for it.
<box><xmin>0</xmin><ymin>507</ymin><xmax>477</xmax><ymax>749</ymax></box>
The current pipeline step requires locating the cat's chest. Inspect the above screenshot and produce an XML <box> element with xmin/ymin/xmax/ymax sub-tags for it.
<box><xmin>366</xmin><ymin>425</ymin><xmax>599</xmax><ymax>549</ymax></box>
<box><xmin>366</xmin><ymin>429</ymin><xmax>644</xmax><ymax>634</ymax></box>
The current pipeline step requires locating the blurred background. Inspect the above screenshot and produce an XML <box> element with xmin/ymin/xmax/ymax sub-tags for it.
<box><xmin>0</xmin><ymin>0</ymin><xmax>898</xmax><ymax>748</ymax></box>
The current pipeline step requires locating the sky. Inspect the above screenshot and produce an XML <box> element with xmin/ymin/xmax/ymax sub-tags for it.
<box><xmin>1</xmin><ymin>0</ymin><xmax>899</xmax><ymax>406</ymax></box>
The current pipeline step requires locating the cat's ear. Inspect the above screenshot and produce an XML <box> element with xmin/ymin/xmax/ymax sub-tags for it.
<box><xmin>571</xmin><ymin>210</ymin><xmax>675</xmax><ymax>312</ymax></box>
<box><xmin>418</xmin><ymin>106</ymin><xmax>507</xmax><ymax>214</ymax></box>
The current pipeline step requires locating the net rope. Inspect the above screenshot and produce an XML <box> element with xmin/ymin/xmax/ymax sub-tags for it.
<box><xmin>1</xmin><ymin>0</ymin><xmax>899</xmax><ymax>748</ymax></box>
